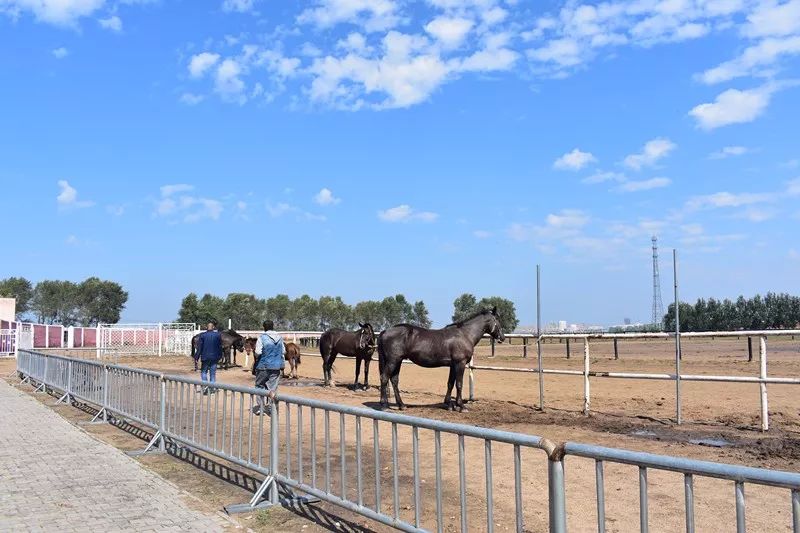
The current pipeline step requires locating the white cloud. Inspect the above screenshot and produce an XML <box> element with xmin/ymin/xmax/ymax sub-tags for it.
<box><xmin>65</xmin><ymin>234</ymin><xmax>81</xmax><ymax>246</ymax></box>
<box><xmin>266</xmin><ymin>202</ymin><xmax>326</xmax><ymax>221</ymax></box>
<box><xmin>222</xmin><ymin>0</ymin><xmax>257</xmax><ymax>13</ymax></box>
<box><xmin>2</xmin><ymin>0</ymin><xmax>105</xmax><ymax>26</ymax></box>
<box><xmin>160</xmin><ymin>184</ymin><xmax>194</xmax><ymax>197</ymax></box>
<box><xmin>52</xmin><ymin>47</ymin><xmax>68</xmax><ymax>59</ymax></box>
<box><xmin>425</xmin><ymin>16</ymin><xmax>473</xmax><ymax>49</ymax></box>
<box><xmin>553</xmin><ymin>148</ymin><xmax>596</xmax><ymax>171</ymax></box>
<box><xmin>545</xmin><ymin>209</ymin><xmax>589</xmax><ymax>228</ymax></box>
<box><xmin>786</xmin><ymin>177</ymin><xmax>800</xmax><ymax>196</ymax></box>
<box><xmin>98</xmin><ymin>15</ymin><xmax>121</xmax><ymax>32</ymax></box>
<box><xmin>618</xmin><ymin>177</ymin><xmax>671</xmax><ymax>192</ymax></box>
<box><xmin>473</xmin><ymin>230</ymin><xmax>492</xmax><ymax>239</ymax></box>
<box><xmin>57</xmin><ymin>180</ymin><xmax>93</xmax><ymax>209</ymax></box>
<box><xmin>623</xmin><ymin>138</ymin><xmax>676</xmax><ymax>170</ymax></box>
<box><xmin>188</xmin><ymin>52</ymin><xmax>221</xmax><ymax>78</ymax></box>
<box><xmin>314</xmin><ymin>187</ymin><xmax>341</xmax><ymax>206</ymax></box>
<box><xmin>298</xmin><ymin>0</ymin><xmax>401</xmax><ymax>32</ymax></box>
<box><xmin>709</xmin><ymin>146</ymin><xmax>749</xmax><ymax>159</ymax></box>
<box><xmin>743</xmin><ymin>0</ymin><xmax>800</xmax><ymax>38</ymax></box>
<box><xmin>378</xmin><ymin>204</ymin><xmax>438</xmax><ymax>223</ymax></box>
<box><xmin>689</xmin><ymin>85</ymin><xmax>775</xmax><ymax>130</ymax></box>
<box><xmin>582</xmin><ymin>170</ymin><xmax>625</xmax><ymax>184</ymax></box>
<box><xmin>685</xmin><ymin>191</ymin><xmax>773</xmax><ymax>210</ymax></box>
<box><xmin>179</xmin><ymin>93</ymin><xmax>204</xmax><ymax>105</ymax></box>
<box><xmin>698</xmin><ymin>36</ymin><xmax>800</xmax><ymax>84</ymax></box>
<box><xmin>214</xmin><ymin>58</ymin><xmax>246</xmax><ymax>102</ymax></box>
<box><xmin>154</xmin><ymin>184</ymin><xmax>223</xmax><ymax>223</ymax></box>
<box><xmin>106</xmin><ymin>205</ymin><xmax>125</xmax><ymax>216</ymax></box>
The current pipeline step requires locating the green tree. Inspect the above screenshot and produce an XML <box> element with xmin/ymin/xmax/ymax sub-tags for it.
<box><xmin>76</xmin><ymin>277</ymin><xmax>128</xmax><ymax>325</ymax></box>
<box><xmin>353</xmin><ymin>300</ymin><xmax>383</xmax><ymax>329</ymax></box>
<box><xmin>177</xmin><ymin>293</ymin><xmax>202</xmax><ymax>324</ymax></box>
<box><xmin>380</xmin><ymin>294</ymin><xmax>413</xmax><ymax>328</ymax></box>
<box><xmin>31</xmin><ymin>280</ymin><xmax>79</xmax><ymax>325</ymax></box>
<box><xmin>318</xmin><ymin>296</ymin><xmax>353</xmax><ymax>329</ymax></box>
<box><xmin>452</xmin><ymin>293</ymin><xmax>478</xmax><ymax>323</ymax></box>
<box><xmin>197</xmin><ymin>293</ymin><xmax>225</xmax><ymax>326</ymax></box>
<box><xmin>411</xmin><ymin>300</ymin><xmax>432</xmax><ymax>328</ymax></box>
<box><xmin>476</xmin><ymin>296</ymin><xmax>519</xmax><ymax>332</ymax></box>
<box><xmin>222</xmin><ymin>293</ymin><xmax>264</xmax><ymax>330</ymax></box>
<box><xmin>663</xmin><ymin>302</ymin><xmax>697</xmax><ymax>332</ymax></box>
<box><xmin>265</xmin><ymin>294</ymin><xmax>292</xmax><ymax>329</ymax></box>
<box><xmin>290</xmin><ymin>295</ymin><xmax>320</xmax><ymax>330</ymax></box>
<box><xmin>0</xmin><ymin>277</ymin><xmax>34</xmax><ymax>318</ymax></box>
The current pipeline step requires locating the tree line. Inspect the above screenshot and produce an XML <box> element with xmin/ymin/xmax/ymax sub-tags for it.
<box><xmin>663</xmin><ymin>293</ymin><xmax>800</xmax><ymax>332</ymax></box>
<box><xmin>0</xmin><ymin>276</ymin><xmax>128</xmax><ymax>326</ymax></box>
<box><xmin>452</xmin><ymin>293</ymin><xmax>519</xmax><ymax>331</ymax></box>
<box><xmin>177</xmin><ymin>293</ymin><xmax>433</xmax><ymax>331</ymax></box>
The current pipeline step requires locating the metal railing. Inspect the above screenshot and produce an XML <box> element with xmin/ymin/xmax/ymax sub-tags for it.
<box><xmin>15</xmin><ymin>349</ymin><xmax>800</xmax><ymax>532</ymax></box>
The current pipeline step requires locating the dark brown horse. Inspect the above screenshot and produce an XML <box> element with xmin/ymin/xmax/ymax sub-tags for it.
<box><xmin>378</xmin><ymin>308</ymin><xmax>505</xmax><ymax>412</ymax></box>
<box><xmin>319</xmin><ymin>323</ymin><xmax>376</xmax><ymax>390</ymax></box>
<box><xmin>191</xmin><ymin>329</ymin><xmax>245</xmax><ymax>370</ymax></box>
<box><xmin>244</xmin><ymin>337</ymin><xmax>302</xmax><ymax>379</ymax></box>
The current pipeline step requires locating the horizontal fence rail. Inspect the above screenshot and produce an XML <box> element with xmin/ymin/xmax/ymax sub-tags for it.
<box><xmin>14</xmin><ymin>349</ymin><xmax>800</xmax><ymax>533</ymax></box>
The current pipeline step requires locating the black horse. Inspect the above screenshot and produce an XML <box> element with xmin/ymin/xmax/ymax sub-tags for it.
<box><xmin>191</xmin><ymin>329</ymin><xmax>245</xmax><ymax>370</ymax></box>
<box><xmin>319</xmin><ymin>323</ymin><xmax>376</xmax><ymax>390</ymax></box>
<box><xmin>378</xmin><ymin>307</ymin><xmax>505</xmax><ymax>412</ymax></box>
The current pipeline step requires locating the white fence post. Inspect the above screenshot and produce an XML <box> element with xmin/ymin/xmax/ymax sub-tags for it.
<box><xmin>158</xmin><ymin>323</ymin><xmax>163</xmax><ymax>357</ymax></box>
<box><xmin>760</xmin><ymin>336</ymin><xmax>769</xmax><ymax>432</ymax></box>
<box><xmin>67</xmin><ymin>326</ymin><xmax>75</xmax><ymax>349</ymax></box>
<box><xmin>583</xmin><ymin>338</ymin><xmax>591</xmax><ymax>415</ymax></box>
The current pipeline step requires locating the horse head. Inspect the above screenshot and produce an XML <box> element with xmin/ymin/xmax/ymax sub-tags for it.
<box><xmin>357</xmin><ymin>322</ymin><xmax>376</xmax><ymax>351</ymax></box>
<box><xmin>485</xmin><ymin>307</ymin><xmax>505</xmax><ymax>343</ymax></box>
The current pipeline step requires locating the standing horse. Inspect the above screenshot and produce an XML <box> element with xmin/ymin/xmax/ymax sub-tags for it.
<box><xmin>191</xmin><ymin>329</ymin><xmax>245</xmax><ymax>370</ymax></box>
<box><xmin>245</xmin><ymin>337</ymin><xmax>302</xmax><ymax>379</ymax></box>
<box><xmin>378</xmin><ymin>307</ymin><xmax>505</xmax><ymax>412</ymax></box>
<box><xmin>319</xmin><ymin>323</ymin><xmax>376</xmax><ymax>390</ymax></box>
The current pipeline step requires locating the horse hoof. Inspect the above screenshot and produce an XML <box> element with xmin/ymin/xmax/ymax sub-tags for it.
<box><xmin>458</xmin><ymin>406</ymin><xmax>469</xmax><ymax>413</ymax></box>
<box><xmin>398</xmin><ymin>404</ymin><xmax>407</xmax><ymax>411</ymax></box>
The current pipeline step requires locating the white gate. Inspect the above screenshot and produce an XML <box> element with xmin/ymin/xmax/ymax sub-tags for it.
<box><xmin>161</xmin><ymin>323</ymin><xmax>196</xmax><ymax>355</ymax></box>
<box><xmin>97</xmin><ymin>323</ymin><xmax>196</xmax><ymax>357</ymax></box>
<box><xmin>18</xmin><ymin>323</ymin><xmax>33</xmax><ymax>351</ymax></box>
<box><xmin>0</xmin><ymin>329</ymin><xmax>15</xmax><ymax>357</ymax></box>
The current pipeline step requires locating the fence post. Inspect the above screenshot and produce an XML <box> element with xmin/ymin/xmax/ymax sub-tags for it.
<box><xmin>158</xmin><ymin>376</ymin><xmax>166</xmax><ymax>451</ymax></box>
<box><xmin>490</xmin><ymin>338</ymin><xmax>496</xmax><ymax>358</ymax></box>
<box><xmin>468</xmin><ymin>356</ymin><xmax>475</xmax><ymax>402</ymax></box>
<box><xmin>548</xmin><ymin>454</ymin><xmax>567</xmax><ymax>533</ymax></box>
<box><xmin>536</xmin><ymin>264</ymin><xmax>544</xmax><ymax>411</ymax></box>
<box><xmin>583</xmin><ymin>338</ymin><xmax>590</xmax><ymax>415</ymax></box>
<box><xmin>523</xmin><ymin>337</ymin><xmax>528</xmax><ymax>358</ymax></box>
<box><xmin>613</xmin><ymin>338</ymin><xmax>619</xmax><ymax>360</ymax></box>
<box><xmin>566</xmin><ymin>338</ymin><xmax>571</xmax><ymax>359</ymax></box>
<box><xmin>747</xmin><ymin>337</ymin><xmax>753</xmax><ymax>362</ymax></box>
<box><xmin>269</xmin><ymin>397</ymin><xmax>280</xmax><ymax>504</ymax></box>
<box><xmin>102</xmin><ymin>365</ymin><xmax>109</xmax><ymax>422</ymax></box>
<box><xmin>759</xmin><ymin>336</ymin><xmax>769</xmax><ymax>432</ymax></box>
<box><xmin>674</xmin><ymin>249</ymin><xmax>682</xmax><ymax>425</ymax></box>
<box><xmin>158</xmin><ymin>323</ymin><xmax>163</xmax><ymax>357</ymax></box>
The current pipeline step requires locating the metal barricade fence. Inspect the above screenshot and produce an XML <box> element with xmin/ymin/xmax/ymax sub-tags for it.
<box><xmin>15</xmin><ymin>349</ymin><xmax>800</xmax><ymax>533</ymax></box>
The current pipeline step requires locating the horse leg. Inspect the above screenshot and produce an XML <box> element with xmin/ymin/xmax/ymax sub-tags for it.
<box><xmin>353</xmin><ymin>356</ymin><xmax>362</xmax><ymax>391</ymax></box>
<box><xmin>379</xmin><ymin>361</ymin><xmax>392</xmax><ymax>409</ymax></box>
<box><xmin>444</xmin><ymin>364</ymin><xmax>456</xmax><ymax>410</ymax></box>
<box><xmin>455</xmin><ymin>360</ymin><xmax>468</xmax><ymax>412</ymax></box>
<box><xmin>363</xmin><ymin>358</ymin><xmax>370</xmax><ymax>391</ymax></box>
<box><xmin>390</xmin><ymin>365</ymin><xmax>405</xmax><ymax>410</ymax></box>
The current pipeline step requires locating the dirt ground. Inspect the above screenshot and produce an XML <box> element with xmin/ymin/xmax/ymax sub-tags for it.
<box><xmin>6</xmin><ymin>336</ymin><xmax>800</xmax><ymax>532</ymax></box>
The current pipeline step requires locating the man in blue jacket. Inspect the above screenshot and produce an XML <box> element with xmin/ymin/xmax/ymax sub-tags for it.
<box><xmin>252</xmin><ymin>319</ymin><xmax>285</xmax><ymax>415</ymax></box>
<box><xmin>196</xmin><ymin>319</ymin><xmax>223</xmax><ymax>395</ymax></box>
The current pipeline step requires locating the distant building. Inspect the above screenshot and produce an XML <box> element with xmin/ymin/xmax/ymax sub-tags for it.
<box><xmin>624</xmin><ymin>318</ymin><xmax>631</xmax><ymax>325</ymax></box>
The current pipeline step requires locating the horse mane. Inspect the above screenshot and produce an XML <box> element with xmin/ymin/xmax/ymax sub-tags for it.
<box><xmin>445</xmin><ymin>309</ymin><xmax>491</xmax><ymax>328</ymax></box>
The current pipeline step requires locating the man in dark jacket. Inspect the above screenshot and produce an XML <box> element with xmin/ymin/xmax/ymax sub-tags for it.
<box><xmin>252</xmin><ymin>319</ymin><xmax>285</xmax><ymax>415</ymax></box>
<box><xmin>196</xmin><ymin>320</ymin><xmax>223</xmax><ymax>395</ymax></box>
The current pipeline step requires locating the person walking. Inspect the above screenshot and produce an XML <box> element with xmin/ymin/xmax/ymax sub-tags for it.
<box><xmin>252</xmin><ymin>320</ymin><xmax>285</xmax><ymax>415</ymax></box>
<box><xmin>196</xmin><ymin>319</ymin><xmax>223</xmax><ymax>395</ymax></box>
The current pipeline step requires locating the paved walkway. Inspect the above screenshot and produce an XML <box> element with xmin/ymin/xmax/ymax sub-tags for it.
<box><xmin>0</xmin><ymin>380</ymin><xmax>235</xmax><ymax>532</ymax></box>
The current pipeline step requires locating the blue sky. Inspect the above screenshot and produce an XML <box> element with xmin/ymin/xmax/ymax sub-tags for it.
<box><xmin>1</xmin><ymin>0</ymin><xmax>799</xmax><ymax>328</ymax></box>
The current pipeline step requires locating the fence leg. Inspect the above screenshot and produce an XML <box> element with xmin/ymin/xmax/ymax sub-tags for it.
<box><xmin>55</xmin><ymin>360</ymin><xmax>72</xmax><ymax>405</ymax></box>
<box><xmin>523</xmin><ymin>337</ymin><xmax>528</xmax><ymax>359</ymax></box>
<box><xmin>614</xmin><ymin>338</ymin><xmax>619</xmax><ymax>360</ymax></box>
<box><xmin>490</xmin><ymin>338</ymin><xmax>496</xmax><ymax>358</ymax></box>
<box><xmin>468</xmin><ymin>361</ymin><xmax>475</xmax><ymax>402</ymax></box>
<box><xmin>759</xmin><ymin>336</ymin><xmax>769</xmax><ymax>432</ymax></box>
<box><xmin>583</xmin><ymin>339</ymin><xmax>590</xmax><ymax>415</ymax></box>
<box><xmin>548</xmin><ymin>454</ymin><xmax>567</xmax><ymax>533</ymax></box>
<box><xmin>34</xmin><ymin>356</ymin><xmax>48</xmax><ymax>393</ymax></box>
<box><xmin>748</xmin><ymin>337</ymin><xmax>753</xmax><ymax>362</ymax></box>
<box><xmin>566</xmin><ymin>338</ymin><xmax>571</xmax><ymax>359</ymax></box>
<box><xmin>90</xmin><ymin>365</ymin><xmax>109</xmax><ymax>423</ymax></box>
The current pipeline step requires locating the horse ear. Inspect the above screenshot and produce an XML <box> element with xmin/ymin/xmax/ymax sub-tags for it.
<box><xmin>491</xmin><ymin>306</ymin><xmax>498</xmax><ymax>316</ymax></box>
